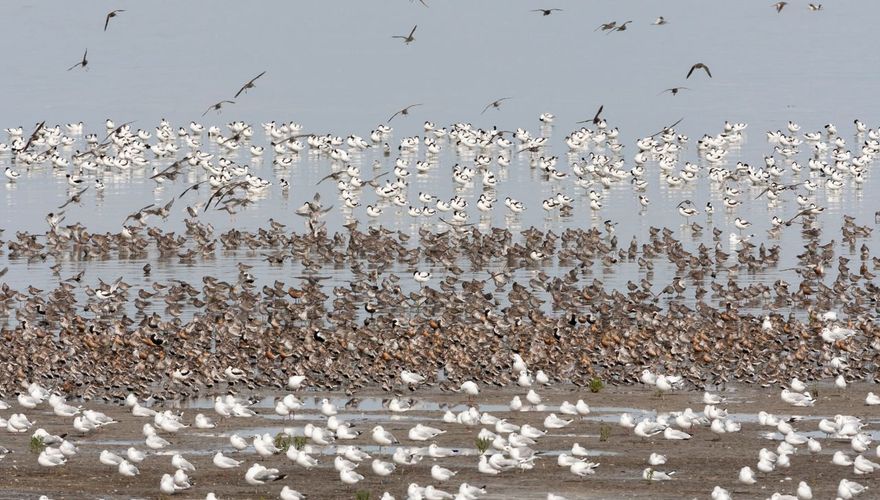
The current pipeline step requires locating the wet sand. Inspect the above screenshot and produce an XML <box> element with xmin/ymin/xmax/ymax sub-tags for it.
<box><xmin>1</xmin><ymin>383</ymin><xmax>877</xmax><ymax>499</ymax></box>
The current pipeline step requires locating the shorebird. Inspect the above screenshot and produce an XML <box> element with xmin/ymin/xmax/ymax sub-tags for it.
<box><xmin>388</xmin><ymin>104</ymin><xmax>422</xmax><ymax>122</ymax></box>
<box><xmin>686</xmin><ymin>63</ymin><xmax>712</xmax><ymax>79</ymax></box>
<box><xmin>661</xmin><ymin>87</ymin><xmax>690</xmax><ymax>96</ymax></box>
<box><xmin>202</xmin><ymin>100</ymin><xmax>235</xmax><ymax>117</ymax></box>
<box><xmin>531</xmin><ymin>8</ymin><xmax>562</xmax><ymax>16</ymax></box>
<box><xmin>67</xmin><ymin>49</ymin><xmax>88</xmax><ymax>71</ymax></box>
<box><xmin>481</xmin><ymin>97</ymin><xmax>512</xmax><ymax>115</ymax></box>
<box><xmin>392</xmin><ymin>25</ymin><xmax>418</xmax><ymax>44</ymax></box>
<box><xmin>104</xmin><ymin>10</ymin><xmax>125</xmax><ymax>31</ymax></box>
<box><xmin>773</xmin><ymin>2</ymin><xmax>787</xmax><ymax>13</ymax></box>
<box><xmin>234</xmin><ymin>71</ymin><xmax>267</xmax><ymax>98</ymax></box>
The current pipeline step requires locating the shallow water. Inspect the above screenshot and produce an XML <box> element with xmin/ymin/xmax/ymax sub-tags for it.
<box><xmin>1</xmin><ymin>1</ymin><xmax>879</xmax><ymax>324</ymax></box>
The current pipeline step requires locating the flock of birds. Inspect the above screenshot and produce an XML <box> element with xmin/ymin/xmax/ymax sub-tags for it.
<box><xmin>2</xmin><ymin>1</ymin><xmax>879</xmax><ymax>499</ymax></box>
<box><xmin>2</xmin><ymin>353</ymin><xmax>880</xmax><ymax>499</ymax></box>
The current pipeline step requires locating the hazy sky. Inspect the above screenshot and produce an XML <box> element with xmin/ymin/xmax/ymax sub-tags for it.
<box><xmin>2</xmin><ymin>1</ymin><xmax>878</xmax><ymax>139</ymax></box>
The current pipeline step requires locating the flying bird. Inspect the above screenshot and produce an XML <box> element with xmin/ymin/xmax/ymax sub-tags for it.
<box><xmin>660</xmin><ymin>87</ymin><xmax>690</xmax><ymax>96</ymax></box>
<box><xmin>104</xmin><ymin>10</ymin><xmax>125</xmax><ymax>31</ymax></box>
<box><xmin>808</xmin><ymin>4</ymin><xmax>822</xmax><ymax>11</ymax></box>
<box><xmin>411</xmin><ymin>0</ymin><xmax>428</xmax><ymax>6</ymax></box>
<box><xmin>388</xmin><ymin>104</ymin><xmax>422</xmax><ymax>122</ymax></box>
<box><xmin>608</xmin><ymin>21</ymin><xmax>632</xmax><ymax>33</ymax></box>
<box><xmin>532</xmin><ymin>8</ymin><xmax>562</xmax><ymax>16</ymax></box>
<box><xmin>234</xmin><ymin>71</ymin><xmax>267</xmax><ymax>99</ymax></box>
<box><xmin>58</xmin><ymin>188</ymin><xmax>88</xmax><ymax>209</ymax></box>
<box><xmin>392</xmin><ymin>25</ymin><xmax>418</xmax><ymax>45</ymax></box>
<box><xmin>773</xmin><ymin>2</ymin><xmax>788</xmax><ymax>13</ymax></box>
<box><xmin>481</xmin><ymin>97</ymin><xmax>512</xmax><ymax>115</ymax></box>
<box><xmin>686</xmin><ymin>63</ymin><xmax>712</xmax><ymax>79</ymax></box>
<box><xmin>595</xmin><ymin>21</ymin><xmax>617</xmax><ymax>32</ymax></box>
<box><xmin>67</xmin><ymin>49</ymin><xmax>88</xmax><ymax>71</ymax></box>
<box><xmin>202</xmin><ymin>100</ymin><xmax>235</xmax><ymax>117</ymax></box>
<box><xmin>576</xmin><ymin>104</ymin><xmax>604</xmax><ymax>125</ymax></box>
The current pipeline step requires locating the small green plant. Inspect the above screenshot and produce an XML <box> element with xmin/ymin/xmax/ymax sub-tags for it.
<box><xmin>599</xmin><ymin>423</ymin><xmax>611</xmax><ymax>442</ymax></box>
<box><xmin>293</xmin><ymin>436</ymin><xmax>308</xmax><ymax>451</ymax></box>
<box><xmin>645</xmin><ymin>468</ymin><xmax>655</xmax><ymax>482</ymax></box>
<box><xmin>589</xmin><ymin>377</ymin><xmax>604</xmax><ymax>393</ymax></box>
<box><xmin>274</xmin><ymin>432</ymin><xmax>292</xmax><ymax>453</ymax></box>
<box><xmin>355</xmin><ymin>491</ymin><xmax>371</xmax><ymax>500</ymax></box>
<box><xmin>29</xmin><ymin>435</ymin><xmax>46</xmax><ymax>454</ymax></box>
<box><xmin>475</xmin><ymin>437</ymin><xmax>491</xmax><ymax>455</ymax></box>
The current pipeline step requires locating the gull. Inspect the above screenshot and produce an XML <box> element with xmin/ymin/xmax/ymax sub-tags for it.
<box><xmin>460</xmin><ymin>484</ymin><xmax>487</xmax><ymax>498</ymax></box>
<box><xmin>118</xmin><ymin>459</ymin><xmax>139</xmax><ymax>476</ymax></box>
<box><xmin>531</xmin><ymin>8</ymin><xmax>562</xmax><ymax>16</ymax></box>
<box><xmin>126</xmin><ymin>447</ymin><xmax>145</xmax><ymax>463</ymax></box>
<box><xmin>340</xmin><ymin>469</ymin><xmax>365</xmax><ymax>485</ymax></box>
<box><xmin>649</xmin><ymin>453</ymin><xmax>667</xmax><ymax>465</ymax></box>
<box><xmin>371</xmin><ymin>425</ymin><xmax>399</xmax><ymax>447</ymax></box>
<box><xmin>458</xmin><ymin>381</ymin><xmax>480</xmax><ymax>398</ymax></box>
<box><xmin>739</xmin><ymin>466</ymin><xmax>757</xmax><ymax>484</ymax></box>
<box><xmin>288</xmin><ymin>375</ymin><xmax>307</xmax><ymax>389</ymax></box>
<box><xmin>388</xmin><ymin>104</ymin><xmax>422</xmax><ymax>122</ymax></box>
<box><xmin>431</xmin><ymin>465</ymin><xmax>457</xmax><ymax>481</ymax></box>
<box><xmin>372</xmin><ymin>458</ymin><xmax>396</xmax><ymax>476</ymax></box>
<box><xmin>838</xmin><ymin>478</ymin><xmax>867</xmax><ymax>498</ymax></box>
<box><xmin>797</xmin><ymin>481</ymin><xmax>812</xmax><ymax>499</ymax></box>
<box><xmin>711</xmin><ymin>487</ymin><xmax>731</xmax><ymax>500</ymax></box>
<box><xmin>195</xmin><ymin>414</ymin><xmax>215</xmax><ymax>429</ymax></box>
<box><xmin>808</xmin><ymin>3</ymin><xmax>822</xmax><ymax>10</ymax></box>
<box><xmin>833</xmin><ymin>451</ymin><xmax>853</xmax><ymax>466</ymax></box>
<box><xmin>245</xmin><ymin>463</ymin><xmax>287</xmax><ymax>485</ymax></box>
<box><xmin>67</xmin><ymin>49</ymin><xmax>88</xmax><ymax>71</ymax></box>
<box><xmin>481</xmin><ymin>97</ymin><xmax>512</xmax><ymax>115</ymax></box>
<box><xmin>853</xmin><ymin>454</ymin><xmax>880</xmax><ymax>474</ymax></box>
<box><xmin>686</xmin><ymin>63</ymin><xmax>712</xmax><ymax>79</ymax></box>
<box><xmin>653</xmin><ymin>16</ymin><xmax>667</xmax><ymax>25</ymax></box>
<box><xmin>213</xmin><ymin>451</ymin><xmax>242</xmax><ymax>469</ymax></box>
<box><xmin>571</xmin><ymin>461</ymin><xmax>600</xmax><ymax>477</ymax></box>
<box><xmin>774</xmin><ymin>2</ymin><xmax>787</xmax><ymax>13</ymax></box>
<box><xmin>320</xmin><ymin>398</ymin><xmax>338</xmax><ymax>416</ymax></box>
<box><xmin>104</xmin><ymin>10</ymin><xmax>124</xmax><ymax>31</ymax></box>
<box><xmin>427</xmin><ymin>443</ymin><xmax>458</xmax><ymax>458</ymax></box>
<box><xmin>401</xmin><ymin>370</ymin><xmax>426</xmax><ymax>386</ymax></box>
<box><xmin>780</xmin><ymin>388</ymin><xmax>815</xmax><ymax>406</ymax></box>
<box><xmin>409</xmin><ymin>423</ymin><xmax>445</xmax><ymax>441</ymax></box>
<box><xmin>100</xmin><ymin>450</ymin><xmax>123</xmax><ymax>466</ymax></box>
<box><xmin>8</xmin><ymin>413</ymin><xmax>34</xmax><ymax>432</ymax></box>
<box><xmin>595</xmin><ymin>21</ymin><xmax>616</xmax><ymax>32</ymax></box>
<box><xmin>281</xmin><ymin>486</ymin><xmax>307</xmax><ymax>500</ymax></box>
<box><xmin>38</xmin><ymin>447</ymin><xmax>66</xmax><ymax>467</ymax></box>
<box><xmin>234</xmin><ymin>71</ymin><xmax>267</xmax><ymax>98</ymax></box>
<box><xmin>230</xmin><ymin>433</ymin><xmax>249</xmax><ymax>450</ymax></box>
<box><xmin>202</xmin><ymin>100</ymin><xmax>235</xmax><ymax>117</ymax></box>
<box><xmin>172</xmin><ymin>454</ymin><xmax>195</xmax><ymax>471</ymax></box>
<box><xmin>643</xmin><ymin>467</ymin><xmax>675</xmax><ymax>480</ymax></box>
<box><xmin>866</xmin><ymin>393</ymin><xmax>880</xmax><ymax>406</ymax></box>
<box><xmin>635</xmin><ymin>420</ymin><xmax>666</xmax><ymax>437</ymax></box>
<box><xmin>160</xmin><ymin>474</ymin><xmax>185</xmax><ymax>495</ymax></box>
<box><xmin>663</xmin><ymin>428</ymin><xmax>692</xmax><ymax>440</ymax></box>
<box><xmin>392</xmin><ymin>24</ymin><xmax>418</xmax><ymax>45</ymax></box>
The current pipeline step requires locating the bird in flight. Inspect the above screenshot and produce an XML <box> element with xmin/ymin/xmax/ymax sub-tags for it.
<box><xmin>234</xmin><ymin>71</ymin><xmax>267</xmax><ymax>98</ymax></box>
<box><xmin>595</xmin><ymin>21</ymin><xmax>617</xmax><ymax>32</ymax></box>
<box><xmin>411</xmin><ymin>0</ymin><xmax>428</xmax><ymax>7</ymax></box>
<box><xmin>660</xmin><ymin>87</ymin><xmax>690</xmax><ymax>96</ymax></box>
<box><xmin>686</xmin><ymin>63</ymin><xmax>712</xmax><ymax>79</ymax></box>
<box><xmin>608</xmin><ymin>21</ymin><xmax>632</xmax><ymax>33</ymax></box>
<box><xmin>532</xmin><ymin>8</ymin><xmax>562</xmax><ymax>16</ymax></box>
<box><xmin>577</xmin><ymin>105</ymin><xmax>604</xmax><ymax>125</ymax></box>
<box><xmin>481</xmin><ymin>97</ymin><xmax>512</xmax><ymax>115</ymax></box>
<box><xmin>392</xmin><ymin>25</ymin><xmax>418</xmax><ymax>45</ymax></box>
<box><xmin>388</xmin><ymin>104</ymin><xmax>422</xmax><ymax>122</ymax></box>
<box><xmin>808</xmin><ymin>3</ymin><xmax>822</xmax><ymax>10</ymax></box>
<box><xmin>653</xmin><ymin>16</ymin><xmax>668</xmax><ymax>25</ymax></box>
<box><xmin>773</xmin><ymin>2</ymin><xmax>787</xmax><ymax>13</ymax></box>
<box><xmin>202</xmin><ymin>100</ymin><xmax>235</xmax><ymax>117</ymax></box>
<box><xmin>104</xmin><ymin>10</ymin><xmax>125</xmax><ymax>31</ymax></box>
<box><xmin>67</xmin><ymin>49</ymin><xmax>88</xmax><ymax>71</ymax></box>
<box><xmin>58</xmin><ymin>187</ymin><xmax>88</xmax><ymax>209</ymax></box>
